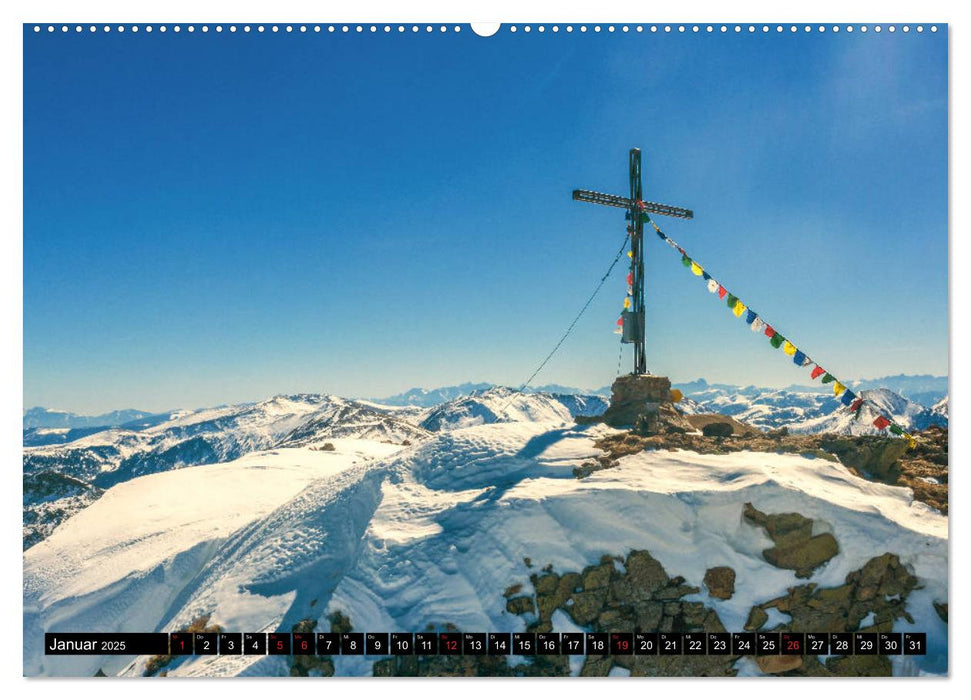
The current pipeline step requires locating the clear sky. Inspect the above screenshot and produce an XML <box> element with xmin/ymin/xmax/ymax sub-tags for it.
<box><xmin>23</xmin><ymin>25</ymin><xmax>948</xmax><ymax>414</ymax></box>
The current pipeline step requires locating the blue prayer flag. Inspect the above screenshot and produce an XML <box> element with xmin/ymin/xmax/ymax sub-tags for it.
<box><xmin>841</xmin><ymin>390</ymin><xmax>857</xmax><ymax>407</ymax></box>
<box><xmin>793</xmin><ymin>350</ymin><xmax>806</xmax><ymax>366</ymax></box>
<box><xmin>745</xmin><ymin>310</ymin><xmax>757</xmax><ymax>324</ymax></box>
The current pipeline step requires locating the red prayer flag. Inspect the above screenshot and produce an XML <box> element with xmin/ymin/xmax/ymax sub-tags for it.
<box><xmin>764</xmin><ymin>325</ymin><xmax>775</xmax><ymax>338</ymax></box>
<box><xmin>626</xmin><ymin>273</ymin><xmax>633</xmax><ymax>285</ymax></box>
<box><xmin>717</xmin><ymin>286</ymin><xmax>727</xmax><ymax>299</ymax></box>
<box><xmin>849</xmin><ymin>398</ymin><xmax>864</xmax><ymax>412</ymax></box>
<box><xmin>616</xmin><ymin>317</ymin><xmax>624</xmax><ymax>326</ymax></box>
<box><xmin>810</xmin><ymin>366</ymin><xmax>825</xmax><ymax>380</ymax></box>
<box><xmin>873</xmin><ymin>416</ymin><xmax>891</xmax><ymax>430</ymax></box>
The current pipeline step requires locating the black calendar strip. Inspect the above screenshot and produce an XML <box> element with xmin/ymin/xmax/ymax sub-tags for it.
<box><xmin>45</xmin><ymin>631</ymin><xmax>928</xmax><ymax>656</ymax></box>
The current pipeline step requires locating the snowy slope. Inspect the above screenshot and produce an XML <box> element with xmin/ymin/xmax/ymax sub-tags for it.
<box><xmin>24</xmin><ymin>421</ymin><xmax>947</xmax><ymax>678</ymax></box>
<box><xmin>23</xmin><ymin>440</ymin><xmax>405</xmax><ymax>676</ymax></box>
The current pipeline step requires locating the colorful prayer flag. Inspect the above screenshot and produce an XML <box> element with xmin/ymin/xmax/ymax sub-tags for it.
<box><xmin>623</xmin><ymin>297</ymin><xmax>631</xmax><ymax>309</ymax></box>
<box><xmin>841</xmin><ymin>390</ymin><xmax>857</xmax><ymax>407</ymax></box>
<box><xmin>889</xmin><ymin>424</ymin><xmax>904</xmax><ymax>436</ymax></box>
<box><xmin>707</xmin><ymin>279</ymin><xmax>719</xmax><ymax>293</ymax></box>
<box><xmin>745</xmin><ymin>309</ymin><xmax>757</xmax><ymax>324</ymax></box>
<box><xmin>665</xmin><ymin>238</ymin><xmax>678</xmax><ymax>249</ymax></box>
<box><xmin>849</xmin><ymin>397</ymin><xmax>864</xmax><ymax>412</ymax></box>
<box><xmin>751</xmin><ymin>318</ymin><xmax>765</xmax><ymax>333</ymax></box>
<box><xmin>793</xmin><ymin>350</ymin><xmax>806</xmax><ymax>366</ymax></box>
<box><xmin>628</xmin><ymin>251</ymin><xmax>633</xmax><ymax>259</ymax></box>
<box><xmin>616</xmin><ymin>317</ymin><xmax>624</xmax><ymax>326</ymax></box>
<box><xmin>783</xmin><ymin>341</ymin><xmax>797</xmax><ymax>356</ymax></box>
<box><xmin>811</xmin><ymin>365</ymin><xmax>825</xmax><ymax>380</ymax></box>
<box><xmin>764</xmin><ymin>324</ymin><xmax>776</xmax><ymax>338</ymax></box>
<box><xmin>726</xmin><ymin>294</ymin><xmax>738</xmax><ymax>308</ymax></box>
<box><xmin>626</xmin><ymin>273</ymin><xmax>633</xmax><ymax>285</ymax></box>
<box><xmin>770</xmin><ymin>334</ymin><xmax>785</xmax><ymax>349</ymax></box>
<box><xmin>821</xmin><ymin>373</ymin><xmax>836</xmax><ymax>384</ymax></box>
<box><xmin>682</xmin><ymin>254</ymin><xmax>691</xmax><ymax>267</ymax></box>
<box><xmin>873</xmin><ymin>416</ymin><xmax>891</xmax><ymax>430</ymax></box>
<box><xmin>718</xmin><ymin>286</ymin><xmax>727</xmax><ymax>299</ymax></box>
<box><xmin>702</xmin><ymin>271</ymin><xmax>712</xmax><ymax>281</ymax></box>
<box><xmin>906</xmin><ymin>434</ymin><xmax>917</xmax><ymax>449</ymax></box>
<box><xmin>833</xmin><ymin>381</ymin><xmax>846</xmax><ymax>396</ymax></box>
<box><xmin>691</xmin><ymin>262</ymin><xmax>704</xmax><ymax>276</ymax></box>
<box><xmin>733</xmin><ymin>300</ymin><xmax>746</xmax><ymax>317</ymax></box>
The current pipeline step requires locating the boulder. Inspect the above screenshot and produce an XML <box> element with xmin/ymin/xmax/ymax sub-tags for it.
<box><xmin>743</xmin><ymin>503</ymin><xmax>839</xmax><ymax>578</ymax></box>
<box><xmin>757</xmin><ymin>655</ymin><xmax>803</xmax><ymax>674</ymax></box>
<box><xmin>703</xmin><ymin>566</ymin><xmax>736</xmax><ymax>599</ymax></box>
<box><xmin>702</xmin><ymin>422</ymin><xmax>734</xmax><ymax>438</ymax></box>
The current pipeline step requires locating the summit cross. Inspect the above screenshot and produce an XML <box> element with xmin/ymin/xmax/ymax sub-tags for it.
<box><xmin>573</xmin><ymin>148</ymin><xmax>693</xmax><ymax>375</ymax></box>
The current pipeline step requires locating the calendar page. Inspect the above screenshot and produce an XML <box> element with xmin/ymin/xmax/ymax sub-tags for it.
<box><xmin>22</xmin><ymin>17</ymin><xmax>948</xmax><ymax>681</ymax></box>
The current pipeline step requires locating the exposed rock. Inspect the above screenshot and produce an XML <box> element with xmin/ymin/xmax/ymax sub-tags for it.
<box><xmin>819</xmin><ymin>436</ymin><xmax>909</xmax><ymax>482</ymax></box>
<box><xmin>507</xmin><ymin>548</ymin><xmax>737</xmax><ymax>677</ymax></box>
<box><xmin>748</xmin><ymin>553</ymin><xmax>918</xmax><ymax>677</ymax></box>
<box><xmin>701</xmin><ymin>422</ymin><xmax>734</xmax><ymax>437</ymax></box>
<box><xmin>684</xmin><ymin>413</ymin><xmax>759</xmax><ymax>437</ymax></box>
<box><xmin>743</xmin><ymin>503</ymin><xmax>838</xmax><ymax>578</ymax></box>
<box><xmin>764</xmin><ymin>533</ymin><xmax>839</xmax><ymax>578</ymax></box>
<box><xmin>756</xmin><ymin>655</ymin><xmax>803</xmax><ymax>674</ymax></box>
<box><xmin>703</xmin><ymin>566</ymin><xmax>736</xmax><ymax>599</ymax></box>
<box><xmin>744</xmin><ymin>606</ymin><xmax>768</xmax><ymax>630</ymax></box>
<box><xmin>505</xmin><ymin>596</ymin><xmax>535</xmax><ymax>616</ymax></box>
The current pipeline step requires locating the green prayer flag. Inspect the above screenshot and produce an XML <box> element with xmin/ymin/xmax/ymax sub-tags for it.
<box><xmin>770</xmin><ymin>334</ymin><xmax>785</xmax><ymax>349</ymax></box>
<box><xmin>726</xmin><ymin>294</ymin><xmax>738</xmax><ymax>308</ymax></box>
<box><xmin>821</xmin><ymin>373</ymin><xmax>836</xmax><ymax>384</ymax></box>
<box><xmin>681</xmin><ymin>254</ymin><xmax>691</xmax><ymax>267</ymax></box>
<box><xmin>889</xmin><ymin>424</ymin><xmax>904</xmax><ymax>435</ymax></box>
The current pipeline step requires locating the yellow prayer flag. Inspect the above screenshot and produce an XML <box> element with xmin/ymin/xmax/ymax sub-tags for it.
<box><xmin>690</xmin><ymin>262</ymin><xmax>704</xmax><ymax>276</ymax></box>
<box><xmin>906</xmin><ymin>434</ymin><xmax>917</xmax><ymax>449</ymax></box>
<box><xmin>732</xmin><ymin>300</ymin><xmax>746</xmax><ymax>317</ymax></box>
<box><xmin>833</xmin><ymin>381</ymin><xmax>846</xmax><ymax>396</ymax></box>
<box><xmin>623</xmin><ymin>297</ymin><xmax>631</xmax><ymax>309</ymax></box>
<box><xmin>627</xmin><ymin>251</ymin><xmax>633</xmax><ymax>259</ymax></box>
<box><xmin>783</xmin><ymin>341</ymin><xmax>797</xmax><ymax>356</ymax></box>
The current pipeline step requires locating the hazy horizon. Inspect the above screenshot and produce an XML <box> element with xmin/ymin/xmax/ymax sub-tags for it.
<box><xmin>22</xmin><ymin>370</ymin><xmax>949</xmax><ymax>416</ymax></box>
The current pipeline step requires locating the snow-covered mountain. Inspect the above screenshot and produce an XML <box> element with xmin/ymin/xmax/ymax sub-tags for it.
<box><xmin>673</xmin><ymin>380</ymin><xmax>947</xmax><ymax>435</ymax></box>
<box><xmin>24</xmin><ymin>422</ymin><xmax>947</xmax><ymax>677</ymax></box>
<box><xmin>418</xmin><ymin>387</ymin><xmax>608</xmax><ymax>432</ymax></box>
<box><xmin>372</xmin><ymin>383</ymin><xmax>496</xmax><ymax>407</ymax></box>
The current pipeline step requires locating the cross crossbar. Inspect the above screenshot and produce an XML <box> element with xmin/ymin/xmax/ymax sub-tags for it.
<box><xmin>572</xmin><ymin>190</ymin><xmax>694</xmax><ymax>220</ymax></box>
<box><xmin>573</xmin><ymin>148</ymin><xmax>693</xmax><ymax>375</ymax></box>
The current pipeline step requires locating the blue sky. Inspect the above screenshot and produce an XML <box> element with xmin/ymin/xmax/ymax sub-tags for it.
<box><xmin>23</xmin><ymin>26</ymin><xmax>947</xmax><ymax>413</ymax></box>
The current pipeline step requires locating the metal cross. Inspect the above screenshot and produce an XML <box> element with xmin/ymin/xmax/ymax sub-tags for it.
<box><xmin>573</xmin><ymin>148</ymin><xmax>693</xmax><ymax>375</ymax></box>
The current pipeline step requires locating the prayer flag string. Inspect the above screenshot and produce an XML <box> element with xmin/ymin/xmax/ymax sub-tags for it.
<box><xmin>643</xmin><ymin>215</ymin><xmax>915</xmax><ymax>447</ymax></box>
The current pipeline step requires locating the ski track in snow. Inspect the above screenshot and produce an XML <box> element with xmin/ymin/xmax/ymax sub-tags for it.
<box><xmin>24</xmin><ymin>420</ymin><xmax>947</xmax><ymax>677</ymax></box>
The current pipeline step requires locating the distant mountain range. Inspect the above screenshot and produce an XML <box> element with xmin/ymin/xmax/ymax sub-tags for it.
<box><xmin>22</xmin><ymin>407</ymin><xmax>159</xmax><ymax>430</ymax></box>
